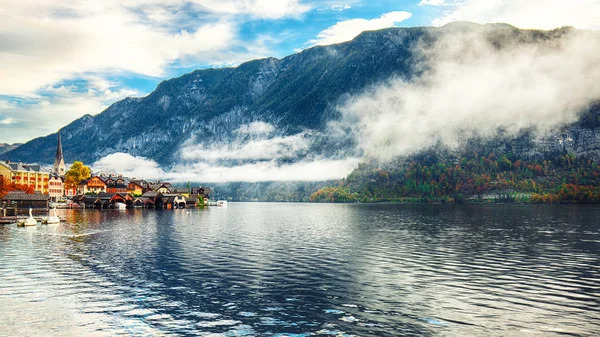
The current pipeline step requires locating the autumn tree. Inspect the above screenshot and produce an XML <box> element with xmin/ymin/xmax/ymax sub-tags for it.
<box><xmin>64</xmin><ymin>161</ymin><xmax>91</xmax><ymax>190</ymax></box>
<box><xmin>0</xmin><ymin>179</ymin><xmax>35</xmax><ymax>198</ymax></box>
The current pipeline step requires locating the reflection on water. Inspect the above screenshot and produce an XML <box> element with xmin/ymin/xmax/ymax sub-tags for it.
<box><xmin>1</xmin><ymin>204</ymin><xmax>599</xmax><ymax>336</ymax></box>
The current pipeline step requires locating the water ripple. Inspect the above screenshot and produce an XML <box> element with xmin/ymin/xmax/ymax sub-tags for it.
<box><xmin>1</xmin><ymin>204</ymin><xmax>599</xmax><ymax>336</ymax></box>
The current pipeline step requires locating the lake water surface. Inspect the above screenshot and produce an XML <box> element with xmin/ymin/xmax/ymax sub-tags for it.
<box><xmin>1</xmin><ymin>203</ymin><xmax>599</xmax><ymax>336</ymax></box>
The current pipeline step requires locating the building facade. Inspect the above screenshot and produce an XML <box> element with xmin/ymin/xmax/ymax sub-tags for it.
<box><xmin>48</xmin><ymin>174</ymin><xmax>64</xmax><ymax>201</ymax></box>
<box><xmin>0</xmin><ymin>161</ymin><xmax>50</xmax><ymax>194</ymax></box>
<box><xmin>77</xmin><ymin>176</ymin><xmax>107</xmax><ymax>194</ymax></box>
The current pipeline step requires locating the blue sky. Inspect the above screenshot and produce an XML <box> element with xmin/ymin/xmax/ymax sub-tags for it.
<box><xmin>0</xmin><ymin>0</ymin><xmax>598</xmax><ymax>143</ymax></box>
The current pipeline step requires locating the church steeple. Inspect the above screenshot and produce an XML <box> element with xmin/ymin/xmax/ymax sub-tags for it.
<box><xmin>53</xmin><ymin>131</ymin><xmax>66</xmax><ymax>175</ymax></box>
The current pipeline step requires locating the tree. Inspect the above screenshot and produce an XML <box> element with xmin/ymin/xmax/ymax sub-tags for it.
<box><xmin>0</xmin><ymin>179</ymin><xmax>35</xmax><ymax>198</ymax></box>
<box><xmin>65</xmin><ymin>161</ymin><xmax>91</xmax><ymax>190</ymax></box>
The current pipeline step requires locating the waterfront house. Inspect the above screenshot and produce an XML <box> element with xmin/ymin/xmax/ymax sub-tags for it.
<box><xmin>161</xmin><ymin>194</ymin><xmax>187</xmax><ymax>209</ymax></box>
<box><xmin>185</xmin><ymin>197</ymin><xmax>197</xmax><ymax>208</ymax></box>
<box><xmin>191</xmin><ymin>186</ymin><xmax>211</xmax><ymax>198</ymax></box>
<box><xmin>77</xmin><ymin>176</ymin><xmax>107</xmax><ymax>195</ymax></box>
<box><xmin>105</xmin><ymin>177</ymin><xmax>129</xmax><ymax>194</ymax></box>
<box><xmin>149</xmin><ymin>182</ymin><xmax>173</xmax><ymax>194</ymax></box>
<box><xmin>173</xmin><ymin>188</ymin><xmax>190</xmax><ymax>197</ymax></box>
<box><xmin>191</xmin><ymin>186</ymin><xmax>211</xmax><ymax>204</ymax></box>
<box><xmin>81</xmin><ymin>196</ymin><xmax>102</xmax><ymax>209</ymax></box>
<box><xmin>133</xmin><ymin>197</ymin><xmax>154</xmax><ymax>208</ymax></box>
<box><xmin>141</xmin><ymin>191</ymin><xmax>162</xmax><ymax>208</ymax></box>
<box><xmin>48</xmin><ymin>174</ymin><xmax>64</xmax><ymax>202</ymax></box>
<box><xmin>127</xmin><ymin>180</ymin><xmax>147</xmax><ymax>196</ymax></box>
<box><xmin>3</xmin><ymin>191</ymin><xmax>49</xmax><ymax>214</ymax></box>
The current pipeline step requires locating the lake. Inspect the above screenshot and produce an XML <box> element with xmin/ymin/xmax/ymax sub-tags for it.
<box><xmin>1</xmin><ymin>203</ymin><xmax>599</xmax><ymax>336</ymax></box>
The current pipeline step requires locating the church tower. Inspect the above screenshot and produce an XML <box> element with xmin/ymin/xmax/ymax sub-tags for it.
<box><xmin>53</xmin><ymin>131</ymin><xmax>66</xmax><ymax>175</ymax></box>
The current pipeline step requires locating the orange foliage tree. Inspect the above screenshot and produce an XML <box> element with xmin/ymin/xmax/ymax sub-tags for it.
<box><xmin>0</xmin><ymin>179</ymin><xmax>35</xmax><ymax>199</ymax></box>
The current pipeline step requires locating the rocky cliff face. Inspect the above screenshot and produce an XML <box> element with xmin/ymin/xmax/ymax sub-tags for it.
<box><xmin>2</xmin><ymin>23</ymin><xmax>599</xmax><ymax>168</ymax></box>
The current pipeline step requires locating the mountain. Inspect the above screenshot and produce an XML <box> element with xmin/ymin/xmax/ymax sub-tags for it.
<box><xmin>2</xmin><ymin>23</ymin><xmax>599</xmax><ymax>175</ymax></box>
<box><xmin>1</xmin><ymin>25</ymin><xmax>426</xmax><ymax>165</ymax></box>
<box><xmin>0</xmin><ymin>143</ymin><xmax>21</xmax><ymax>155</ymax></box>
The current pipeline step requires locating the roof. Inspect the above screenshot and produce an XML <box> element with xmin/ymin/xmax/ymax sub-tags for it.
<box><xmin>174</xmin><ymin>188</ymin><xmax>189</xmax><ymax>193</ymax></box>
<box><xmin>72</xmin><ymin>195</ymin><xmax>86</xmax><ymax>202</ymax></box>
<box><xmin>2</xmin><ymin>161</ymin><xmax>50</xmax><ymax>174</ymax></box>
<box><xmin>4</xmin><ymin>191</ymin><xmax>49</xmax><ymax>201</ymax></box>
<box><xmin>142</xmin><ymin>191</ymin><xmax>160</xmax><ymax>198</ymax></box>
<box><xmin>54</xmin><ymin>132</ymin><xmax>64</xmax><ymax>167</ymax></box>
<box><xmin>97</xmin><ymin>192</ymin><xmax>116</xmax><ymax>200</ymax></box>
<box><xmin>49</xmin><ymin>173</ymin><xmax>63</xmax><ymax>180</ymax></box>
<box><xmin>192</xmin><ymin>186</ymin><xmax>211</xmax><ymax>195</ymax></box>
<box><xmin>106</xmin><ymin>183</ymin><xmax>128</xmax><ymax>189</ymax></box>
<box><xmin>82</xmin><ymin>196</ymin><xmax>101</xmax><ymax>203</ymax></box>
<box><xmin>129</xmin><ymin>180</ymin><xmax>147</xmax><ymax>188</ymax></box>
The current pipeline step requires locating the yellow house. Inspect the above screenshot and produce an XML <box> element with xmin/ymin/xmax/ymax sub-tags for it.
<box><xmin>0</xmin><ymin>161</ymin><xmax>50</xmax><ymax>194</ymax></box>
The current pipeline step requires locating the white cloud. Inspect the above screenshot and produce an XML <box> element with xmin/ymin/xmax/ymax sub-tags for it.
<box><xmin>236</xmin><ymin>121</ymin><xmax>276</xmax><ymax>135</ymax></box>
<box><xmin>0</xmin><ymin>83</ymin><xmax>138</xmax><ymax>143</ymax></box>
<box><xmin>91</xmin><ymin>152</ymin><xmax>360</xmax><ymax>182</ymax></box>
<box><xmin>331</xmin><ymin>4</ymin><xmax>351</xmax><ymax>11</ymax></box>
<box><xmin>431</xmin><ymin>0</ymin><xmax>600</xmax><ymax>30</ymax></box>
<box><xmin>0</xmin><ymin>0</ymin><xmax>310</xmax><ymax>97</ymax></box>
<box><xmin>0</xmin><ymin>118</ymin><xmax>16</xmax><ymax>125</ymax></box>
<box><xmin>0</xmin><ymin>10</ymin><xmax>235</xmax><ymax>96</ymax></box>
<box><xmin>92</xmin><ymin>153</ymin><xmax>166</xmax><ymax>179</ymax></box>
<box><xmin>181</xmin><ymin>132</ymin><xmax>311</xmax><ymax>162</ymax></box>
<box><xmin>197</xmin><ymin>0</ymin><xmax>311</xmax><ymax>19</ymax></box>
<box><xmin>308</xmin><ymin>11</ymin><xmax>413</xmax><ymax>46</ymax></box>
<box><xmin>336</xmin><ymin>27</ymin><xmax>600</xmax><ymax>161</ymax></box>
<box><xmin>169</xmin><ymin>158</ymin><xmax>361</xmax><ymax>182</ymax></box>
<box><xmin>419</xmin><ymin>0</ymin><xmax>447</xmax><ymax>6</ymax></box>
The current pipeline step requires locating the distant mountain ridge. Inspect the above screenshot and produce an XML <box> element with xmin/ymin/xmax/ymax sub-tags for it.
<box><xmin>3</xmin><ymin>23</ymin><xmax>599</xmax><ymax>170</ymax></box>
<box><xmin>0</xmin><ymin>143</ymin><xmax>21</xmax><ymax>155</ymax></box>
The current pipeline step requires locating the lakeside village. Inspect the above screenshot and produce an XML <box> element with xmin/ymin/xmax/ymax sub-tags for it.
<box><xmin>1</xmin><ymin>133</ymin><xmax>217</xmax><ymax>219</ymax></box>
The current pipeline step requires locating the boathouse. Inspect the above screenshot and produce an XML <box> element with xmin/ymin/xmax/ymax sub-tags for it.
<box><xmin>3</xmin><ymin>191</ymin><xmax>49</xmax><ymax>214</ymax></box>
<box><xmin>133</xmin><ymin>197</ymin><xmax>154</xmax><ymax>208</ymax></box>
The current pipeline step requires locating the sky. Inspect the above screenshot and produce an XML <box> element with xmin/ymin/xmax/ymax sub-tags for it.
<box><xmin>0</xmin><ymin>0</ymin><xmax>599</xmax><ymax>144</ymax></box>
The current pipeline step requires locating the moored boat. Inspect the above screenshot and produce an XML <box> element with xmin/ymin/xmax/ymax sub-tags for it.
<box><xmin>23</xmin><ymin>208</ymin><xmax>37</xmax><ymax>226</ymax></box>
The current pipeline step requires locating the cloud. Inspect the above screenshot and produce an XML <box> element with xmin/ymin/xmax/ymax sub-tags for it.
<box><xmin>169</xmin><ymin>158</ymin><xmax>361</xmax><ymax>182</ymax></box>
<box><xmin>0</xmin><ymin>0</ymin><xmax>311</xmax><ymax>98</ymax></box>
<box><xmin>0</xmin><ymin>118</ymin><xmax>16</xmax><ymax>125</ymax></box>
<box><xmin>330</xmin><ymin>4</ymin><xmax>351</xmax><ymax>11</ymax></box>
<box><xmin>92</xmin><ymin>153</ymin><xmax>166</xmax><ymax>179</ymax></box>
<box><xmin>236</xmin><ymin>121</ymin><xmax>276</xmax><ymax>135</ymax></box>
<box><xmin>181</xmin><ymin>132</ymin><xmax>312</xmax><ymax>162</ymax></box>
<box><xmin>430</xmin><ymin>0</ymin><xmax>600</xmax><ymax>30</ymax></box>
<box><xmin>0</xmin><ymin>82</ymin><xmax>139</xmax><ymax>143</ymax></box>
<box><xmin>308</xmin><ymin>11</ymin><xmax>413</xmax><ymax>46</ymax></box>
<box><xmin>419</xmin><ymin>0</ymin><xmax>447</xmax><ymax>6</ymax></box>
<box><xmin>197</xmin><ymin>0</ymin><xmax>311</xmax><ymax>19</ymax></box>
<box><xmin>0</xmin><ymin>11</ymin><xmax>235</xmax><ymax>96</ymax></box>
<box><xmin>91</xmin><ymin>152</ymin><xmax>360</xmax><ymax>182</ymax></box>
<box><xmin>336</xmin><ymin>27</ymin><xmax>600</xmax><ymax>161</ymax></box>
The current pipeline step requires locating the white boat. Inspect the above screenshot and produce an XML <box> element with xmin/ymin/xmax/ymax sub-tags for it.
<box><xmin>217</xmin><ymin>200</ymin><xmax>228</xmax><ymax>207</ymax></box>
<box><xmin>23</xmin><ymin>208</ymin><xmax>37</xmax><ymax>226</ymax></box>
<box><xmin>46</xmin><ymin>207</ymin><xmax>60</xmax><ymax>224</ymax></box>
<box><xmin>115</xmin><ymin>203</ymin><xmax>127</xmax><ymax>210</ymax></box>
